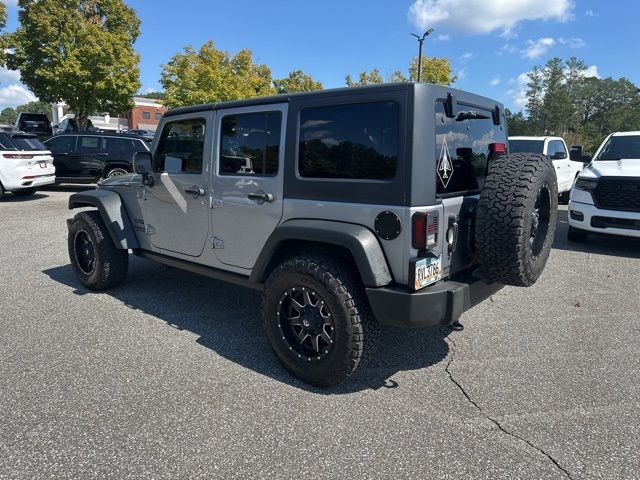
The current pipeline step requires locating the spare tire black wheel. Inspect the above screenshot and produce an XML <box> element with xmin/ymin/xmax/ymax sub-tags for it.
<box><xmin>475</xmin><ymin>153</ymin><xmax>558</xmax><ymax>287</ymax></box>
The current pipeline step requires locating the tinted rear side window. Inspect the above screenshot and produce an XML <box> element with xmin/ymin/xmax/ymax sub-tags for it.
<box><xmin>435</xmin><ymin>102</ymin><xmax>506</xmax><ymax>195</ymax></box>
<box><xmin>509</xmin><ymin>140</ymin><xmax>544</xmax><ymax>154</ymax></box>
<box><xmin>298</xmin><ymin>102</ymin><xmax>399</xmax><ymax>180</ymax></box>
<box><xmin>220</xmin><ymin>111</ymin><xmax>281</xmax><ymax>176</ymax></box>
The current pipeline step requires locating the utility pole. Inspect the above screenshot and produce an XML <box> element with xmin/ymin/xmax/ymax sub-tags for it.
<box><xmin>411</xmin><ymin>28</ymin><xmax>434</xmax><ymax>82</ymax></box>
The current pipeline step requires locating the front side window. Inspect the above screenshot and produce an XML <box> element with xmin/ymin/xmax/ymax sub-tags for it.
<box><xmin>435</xmin><ymin>102</ymin><xmax>506</xmax><ymax>195</ymax></box>
<box><xmin>220</xmin><ymin>111</ymin><xmax>281</xmax><ymax>176</ymax></box>
<box><xmin>45</xmin><ymin>135</ymin><xmax>76</xmax><ymax>154</ymax></box>
<box><xmin>105</xmin><ymin>137</ymin><xmax>135</xmax><ymax>156</ymax></box>
<box><xmin>298</xmin><ymin>102</ymin><xmax>399</xmax><ymax>180</ymax></box>
<box><xmin>594</xmin><ymin>135</ymin><xmax>640</xmax><ymax>161</ymax></box>
<box><xmin>156</xmin><ymin>118</ymin><xmax>206</xmax><ymax>174</ymax></box>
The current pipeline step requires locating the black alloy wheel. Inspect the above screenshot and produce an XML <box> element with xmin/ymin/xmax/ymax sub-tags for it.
<box><xmin>73</xmin><ymin>230</ymin><xmax>96</xmax><ymax>275</ymax></box>
<box><xmin>530</xmin><ymin>185</ymin><xmax>552</xmax><ymax>258</ymax></box>
<box><xmin>278</xmin><ymin>286</ymin><xmax>335</xmax><ymax>362</ymax></box>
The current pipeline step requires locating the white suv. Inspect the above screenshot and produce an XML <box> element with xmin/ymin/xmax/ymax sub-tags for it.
<box><xmin>0</xmin><ymin>131</ymin><xmax>55</xmax><ymax>198</ymax></box>
<box><xmin>568</xmin><ymin>131</ymin><xmax>640</xmax><ymax>241</ymax></box>
<box><xmin>509</xmin><ymin>136</ymin><xmax>584</xmax><ymax>200</ymax></box>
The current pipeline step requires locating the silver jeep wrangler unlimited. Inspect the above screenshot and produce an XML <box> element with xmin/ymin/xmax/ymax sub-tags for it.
<box><xmin>66</xmin><ymin>83</ymin><xmax>557</xmax><ymax>386</ymax></box>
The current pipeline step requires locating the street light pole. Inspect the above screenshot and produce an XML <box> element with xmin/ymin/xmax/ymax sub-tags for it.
<box><xmin>411</xmin><ymin>28</ymin><xmax>434</xmax><ymax>82</ymax></box>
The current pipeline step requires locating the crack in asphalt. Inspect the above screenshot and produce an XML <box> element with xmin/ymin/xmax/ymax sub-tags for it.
<box><xmin>442</xmin><ymin>332</ymin><xmax>573</xmax><ymax>480</ymax></box>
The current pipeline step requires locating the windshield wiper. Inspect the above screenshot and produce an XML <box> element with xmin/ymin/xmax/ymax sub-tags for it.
<box><xmin>456</xmin><ymin>110</ymin><xmax>489</xmax><ymax>121</ymax></box>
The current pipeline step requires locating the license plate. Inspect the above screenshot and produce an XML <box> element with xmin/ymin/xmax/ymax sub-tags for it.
<box><xmin>412</xmin><ymin>255</ymin><xmax>442</xmax><ymax>290</ymax></box>
<box><xmin>38</xmin><ymin>161</ymin><xmax>47</xmax><ymax>169</ymax></box>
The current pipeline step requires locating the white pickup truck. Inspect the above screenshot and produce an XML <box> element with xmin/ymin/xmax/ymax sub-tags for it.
<box><xmin>509</xmin><ymin>136</ymin><xmax>584</xmax><ymax>201</ymax></box>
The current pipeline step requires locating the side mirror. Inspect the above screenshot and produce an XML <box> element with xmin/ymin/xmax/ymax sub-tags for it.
<box><xmin>581</xmin><ymin>154</ymin><xmax>592</xmax><ymax>165</ymax></box>
<box><xmin>553</xmin><ymin>151</ymin><xmax>568</xmax><ymax>160</ymax></box>
<box><xmin>134</xmin><ymin>151</ymin><xmax>154</xmax><ymax>186</ymax></box>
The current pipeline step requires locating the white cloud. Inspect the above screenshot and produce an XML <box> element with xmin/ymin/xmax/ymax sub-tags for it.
<box><xmin>456</xmin><ymin>68</ymin><xmax>466</xmax><ymax>81</ymax></box>
<box><xmin>490</xmin><ymin>76</ymin><xmax>501</xmax><ymax>86</ymax></box>
<box><xmin>408</xmin><ymin>0</ymin><xmax>574</xmax><ymax>36</ymax></box>
<box><xmin>0</xmin><ymin>84</ymin><xmax>37</xmax><ymax>108</ymax></box>
<box><xmin>0</xmin><ymin>67</ymin><xmax>21</xmax><ymax>84</ymax></box>
<box><xmin>558</xmin><ymin>37</ymin><xmax>586</xmax><ymax>48</ymax></box>
<box><xmin>506</xmin><ymin>72</ymin><xmax>531</xmax><ymax>110</ymax></box>
<box><xmin>585</xmin><ymin>9</ymin><xmax>598</xmax><ymax>18</ymax></box>
<box><xmin>497</xmin><ymin>44</ymin><xmax>518</xmax><ymax>56</ymax></box>
<box><xmin>436</xmin><ymin>34</ymin><xmax>450</xmax><ymax>41</ymax></box>
<box><xmin>579</xmin><ymin>65</ymin><xmax>600</xmax><ymax>78</ymax></box>
<box><xmin>1</xmin><ymin>0</ymin><xmax>18</xmax><ymax>6</ymax></box>
<box><xmin>521</xmin><ymin>37</ymin><xmax>556</xmax><ymax>59</ymax></box>
<box><xmin>459</xmin><ymin>52</ymin><xmax>473</xmax><ymax>62</ymax></box>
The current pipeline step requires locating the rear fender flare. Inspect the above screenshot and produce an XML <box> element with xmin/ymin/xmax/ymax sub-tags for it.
<box><xmin>68</xmin><ymin>189</ymin><xmax>139</xmax><ymax>250</ymax></box>
<box><xmin>250</xmin><ymin>219</ymin><xmax>393</xmax><ymax>287</ymax></box>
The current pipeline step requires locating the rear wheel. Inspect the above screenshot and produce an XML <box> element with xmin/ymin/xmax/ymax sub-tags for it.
<box><xmin>105</xmin><ymin>167</ymin><xmax>129</xmax><ymax>178</ymax></box>
<box><xmin>263</xmin><ymin>255</ymin><xmax>379</xmax><ymax>387</ymax></box>
<box><xmin>68</xmin><ymin>211</ymin><xmax>129</xmax><ymax>290</ymax></box>
<box><xmin>475</xmin><ymin>153</ymin><xmax>558</xmax><ymax>287</ymax></box>
<box><xmin>0</xmin><ymin>182</ymin><xmax>4</xmax><ymax>199</ymax></box>
<box><xmin>12</xmin><ymin>187</ymin><xmax>38</xmax><ymax>197</ymax></box>
<box><xmin>567</xmin><ymin>226</ymin><xmax>588</xmax><ymax>242</ymax></box>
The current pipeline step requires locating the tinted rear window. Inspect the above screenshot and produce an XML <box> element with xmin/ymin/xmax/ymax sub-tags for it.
<box><xmin>509</xmin><ymin>139</ymin><xmax>544</xmax><ymax>154</ymax></box>
<box><xmin>19</xmin><ymin>113</ymin><xmax>49</xmax><ymax>122</ymax></box>
<box><xmin>298</xmin><ymin>102</ymin><xmax>399</xmax><ymax>180</ymax></box>
<box><xmin>0</xmin><ymin>133</ymin><xmax>46</xmax><ymax>151</ymax></box>
<box><xmin>435</xmin><ymin>102</ymin><xmax>507</xmax><ymax>195</ymax></box>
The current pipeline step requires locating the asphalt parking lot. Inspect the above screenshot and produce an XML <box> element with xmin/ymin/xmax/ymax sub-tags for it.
<box><xmin>1</xmin><ymin>187</ymin><xmax>639</xmax><ymax>480</ymax></box>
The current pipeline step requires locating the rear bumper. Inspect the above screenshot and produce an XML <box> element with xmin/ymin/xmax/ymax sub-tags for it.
<box><xmin>366</xmin><ymin>268</ymin><xmax>504</xmax><ymax>328</ymax></box>
<box><xmin>3</xmin><ymin>173</ymin><xmax>56</xmax><ymax>190</ymax></box>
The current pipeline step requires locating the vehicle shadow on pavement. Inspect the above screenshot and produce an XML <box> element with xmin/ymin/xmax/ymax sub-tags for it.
<box><xmin>0</xmin><ymin>193</ymin><xmax>48</xmax><ymax>202</ymax></box>
<box><xmin>43</xmin><ymin>260</ymin><xmax>451</xmax><ymax>394</ymax></box>
<box><xmin>553</xmin><ymin>209</ymin><xmax>640</xmax><ymax>258</ymax></box>
<box><xmin>41</xmin><ymin>185</ymin><xmax>95</xmax><ymax>193</ymax></box>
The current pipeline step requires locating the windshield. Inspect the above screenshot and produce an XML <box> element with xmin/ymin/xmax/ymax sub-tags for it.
<box><xmin>509</xmin><ymin>140</ymin><xmax>544</xmax><ymax>154</ymax></box>
<box><xmin>595</xmin><ymin>135</ymin><xmax>640</xmax><ymax>161</ymax></box>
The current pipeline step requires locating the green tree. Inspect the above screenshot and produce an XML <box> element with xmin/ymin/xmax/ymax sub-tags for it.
<box><xmin>345</xmin><ymin>68</ymin><xmax>385</xmax><ymax>86</ymax></box>
<box><xmin>525</xmin><ymin>66</ymin><xmax>545</xmax><ymax>134</ymax></box>
<box><xmin>273</xmin><ymin>70</ymin><xmax>323</xmax><ymax>94</ymax></box>
<box><xmin>160</xmin><ymin>41</ymin><xmax>275</xmax><ymax>108</ymax></box>
<box><xmin>7</xmin><ymin>0</ymin><xmax>141</xmax><ymax>130</ymax></box>
<box><xmin>0</xmin><ymin>107</ymin><xmax>16</xmax><ymax>124</ymax></box>
<box><xmin>505</xmin><ymin>108</ymin><xmax>530</xmax><ymax>136</ymax></box>
<box><xmin>138</xmin><ymin>91</ymin><xmax>165</xmax><ymax>100</ymax></box>
<box><xmin>409</xmin><ymin>56</ymin><xmax>456</xmax><ymax>85</ymax></box>
<box><xmin>16</xmin><ymin>100</ymin><xmax>52</xmax><ymax>120</ymax></box>
<box><xmin>0</xmin><ymin>2</ymin><xmax>7</xmax><ymax>65</ymax></box>
<box><xmin>346</xmin><ymin>56</ymin><xmax>455</xmax><ymax>87</ymax></box>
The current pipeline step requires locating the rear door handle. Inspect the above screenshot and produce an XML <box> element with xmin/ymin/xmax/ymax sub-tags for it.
<box><xmin>248</xmin><ymin>191</ymin><xmax>274</xmax><ymax>202</ymax></box>
<box><xmin>185</xmin><ymin>185</ymin><xmax>205</xmax><ymax>196</ymax></box>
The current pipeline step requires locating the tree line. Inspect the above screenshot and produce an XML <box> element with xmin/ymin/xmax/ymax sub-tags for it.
<box><xmin>506</xmin><ymin>56</ymin><xmax>640</xmax><ymax>152</ymax></box>
<box><xmin>0</xmin><ymin>1</ymin><xmax>455</xmax><ymax>129</ymax></box>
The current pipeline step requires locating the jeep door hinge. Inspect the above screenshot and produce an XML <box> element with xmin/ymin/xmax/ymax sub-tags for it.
<box><xmin>210</xmin><ymin>196</ymin><xmax>223</xmax><ymax>209</ymax></box>
<box><xmin>211</xmin><ymin>236</ymin><xmax>224</xmax><ymax>249</ymax></box>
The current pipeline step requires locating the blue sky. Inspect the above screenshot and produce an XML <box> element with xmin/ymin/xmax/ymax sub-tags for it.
<box><xmin>1</xmin><ymin>0</ymin><xmax>638</xmax><ymax>112</ymax></box>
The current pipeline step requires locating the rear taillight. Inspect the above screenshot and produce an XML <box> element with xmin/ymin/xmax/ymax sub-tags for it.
<box><xmin>489</xmin><ymin>142</ymin><xmax>506</xmax><ymax>154</ymax></box>
<box><xmin>2</xmin><ymin>154</ymin><xmax>34</xmax><ymax>159</ymax></box>
<box><xmin>412</xmin><ymin>212</ymin><xmax>439</xmax><ymax>249</ymax></box>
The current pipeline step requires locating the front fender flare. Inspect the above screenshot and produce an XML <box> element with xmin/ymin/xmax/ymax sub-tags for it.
<box><xmin>250</xmin><ymin>219</ymin><xmax>393</xmax><ymax>287</ymax></box>
<box><xmin>68</xmin><ymin>189</ymin><xmax>139</xmax><ymax>250</ymax></box>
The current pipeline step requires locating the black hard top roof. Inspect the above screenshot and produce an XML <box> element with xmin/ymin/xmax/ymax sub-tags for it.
<box><xmin>164</xmin><ymin>82</ymin><xmax>415</xmax><ymax>117</ymax></box>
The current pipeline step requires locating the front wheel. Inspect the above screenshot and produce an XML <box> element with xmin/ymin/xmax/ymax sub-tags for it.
<box><xmin>68</xmin><ymin>211</ymin><xmax>129</xmax><ymax>290</ymax></box>
<box><xmin>263</xmin><ymin>255</ymin><xmax>379</xmax><ymax>387</ymax></box>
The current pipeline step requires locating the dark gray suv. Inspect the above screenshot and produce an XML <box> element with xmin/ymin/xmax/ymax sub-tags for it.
<box><xmin>65</xmin><ymin>83</ymin><xmax>558</xmax><ymax>386</ymax></box>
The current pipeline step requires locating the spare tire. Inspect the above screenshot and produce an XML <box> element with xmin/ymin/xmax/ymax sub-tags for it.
<box><xmin>475</xmin><ymin>153</ymin><xmax>558</xmax><ymax>287</ymax></box>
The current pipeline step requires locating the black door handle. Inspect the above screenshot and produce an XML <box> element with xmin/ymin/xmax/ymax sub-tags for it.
<box><xmin>185</xmin><ymin>185</ymin><xmax>205</xmax><ymax>196</ymax></box>
<box><xmin>248</xmin><ymin>191</ymin><xmax>274</xmax><ymax>202</ymax></box>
